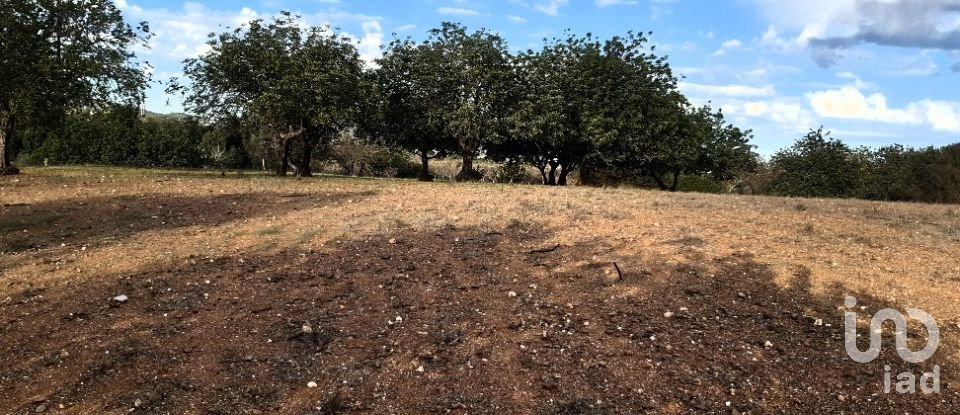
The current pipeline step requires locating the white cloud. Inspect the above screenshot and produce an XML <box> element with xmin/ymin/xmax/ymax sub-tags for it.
<box><xmin>806</xmin><ymin>86</ymin><xmax>960</xmax><ymax>132</ymax></box>
<box><xmin>807</xmin><ymin>87</ymin><xmax>921</xmax><ymax>124</ymax></box>
<box><xmin>596</xmin><ymin>0</ymin><xmax>638</xmax><ymax>7</ymax></box>
<box><xmin>678</xmin><ymin>81</ymin><xmax>776</xmax><ymax>98</ymax></box>
<box><xmin>750</xmin><ymin>0</ymin><xmax>960</xmax><ymax>67</ymax></box>
<box><xmin>356</xmin><ymin>21</ymin><xmax>384</xmax><ymax>68</ymax></box>
<box><xmin>924</xmin><ymin>101</ymin><xmax>960</xmax><ymax>132</ymax></box>
<box><xmin>533</xmin><ymin>0</ymin><xmax>568</xmax><ymax>16</ymax></box>
<box><xmin>507</xmin><ymin>15</ymin><xmax>528</xmax><ymax>23</ymax></box>
<box><xmin>736</xmin><ymin>100</ymin><xmax>815</xmax><ymax>129</ymax></box>
<box><xmin>437</xmin><ymin>7</ymin><xmax>479</xmax><ymax>16</ymax></box>
<box><xmin>712</xmin><ymin>38</ymin><xmax>743</xmax><ymax>56</ymax></box>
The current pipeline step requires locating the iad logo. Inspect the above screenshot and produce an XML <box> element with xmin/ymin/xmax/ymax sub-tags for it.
<box><xmin>844</xmin><ymin>296</ymin><xmax>941</xmax><ymax>394</ymax></box>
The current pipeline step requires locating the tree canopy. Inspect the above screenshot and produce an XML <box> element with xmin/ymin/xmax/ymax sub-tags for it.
<box><xmin>173</xmin><ymin>13</ymin><xmax>368</xmax><ymax>177</ymax></box>
<box><xmin>0</xmin><ymin>0</ymin><xmax>150</xmax><ymax>174</ymax></box>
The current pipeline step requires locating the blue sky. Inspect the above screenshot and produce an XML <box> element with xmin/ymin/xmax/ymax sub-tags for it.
<box><xmin>120</xmin><ymin>0</ymin><xmax>960</xmax><ymax>154</ymax></box>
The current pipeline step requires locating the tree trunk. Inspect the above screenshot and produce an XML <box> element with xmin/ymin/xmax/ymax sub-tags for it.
<box><xmin>669</xmin><ymin>170</ymin><xmax>681</xmax><ymax>192</ymax></box>
<box><xmin>276</xmin><ymin>136</ymin><xmax>294</xmax><ymax>176</ymax></box>
<box><xmin>274</xmin><ymin>126</ymin><xmax>305</xmax><ymax>177</ymax></box>
<box><xmin>547</xmin><ymin>159</ymin><xmax>559</xmax><ymax>186</ymax></box>
<box><xmin>456</xmin><ymin>152</ymin><xmax>479</xmax><ymax>182</ymax></box>
<box><xmin>557</xmin><ymin>162</ymin><xmax>575</xmax><ymax>186</ymax></box>
<box><xmin>536</xmin><ymin>165</ymin><xmax>548</xmax><ymax>185</ymax></box>
<box><xmin>0</xmin><ymin>111</ymin><xmax>17</xmax><ymax>175</ymax></box>
<box><xmin>418</xmin><ymin>151</ymin><xmax>434</xmax><ymax>182</ymax></box>
<box><xmin>297</xmin><ymin>136</ymin><xmax>315</xmax><ymax>178</ymax></box>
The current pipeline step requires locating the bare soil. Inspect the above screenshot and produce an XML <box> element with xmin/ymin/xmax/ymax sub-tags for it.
<box><xmin>2</xmin><ymin>167</ymin><xmax>959</xmax><ymax>414</ymax></box>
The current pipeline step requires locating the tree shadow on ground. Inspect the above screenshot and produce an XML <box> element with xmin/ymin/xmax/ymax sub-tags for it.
<box><xmin>0</xmin><ymin>190</ymin><xmax>377</xmax><ymax>256</ymax></box>
<box><xmin>1</xmin><ymin>224</ymin><xmax>957</xmax><ymax>414</ymax></box>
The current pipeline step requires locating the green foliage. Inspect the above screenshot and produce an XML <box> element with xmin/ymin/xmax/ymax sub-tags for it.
<box><xmin>175</xmin><ymin>13</ymin><xmax>368</xmax><ymax>177</ymax></box>
<box><xmin>861</xmin><ymin>144</ymin><xmax>960</xmax><ymax>204</ymax></box>
<box><xmin>17</xmin><ymin>107</ymin><xmax>208</xmax><ymax>168</ymax></box>
<box><xmin>201</xmin><ymin>117</ymin><xmax>252</xmax><ymax>169</ymax></box>
<box><xmin>769</xmin><ymin>128</ymin><xmax>866</xmax><ymax>198</ymax></box>
<box><xmin>763</xmin><ymin>129</ymin><xmax>960</xmax><ymax>204</ymax></box>
<box><xmin>0</xmin><ymin>0</ymin><xmax>149</xmax><ymax>173</ymax></box>
<box><xmin>325</xmin><ymin>137</ymin><xmax>420</xmax><ymax>179</ymax></box>
<box><xmin>372</xmin><ymin>34</ymin><xmax>458</xmax><ymax>180</ymax></box>
<box><xmin>136</xmin><ymin>117</ymin><xmax>205</xmax><ymax>167</ymax></box>
<box><xmin>404</xmin><ymin>22</ymin><xmax>516</xmax><ymax>182</ymax></box>
<box><xmin>675</xmin><ymin>175</ymin><xmax>728</xmax><ymax>194</ymax></box>
<box><xmin>489</xmin><ymin>160</ymin><xmax>535</xmax><ymax>184</ymax></box>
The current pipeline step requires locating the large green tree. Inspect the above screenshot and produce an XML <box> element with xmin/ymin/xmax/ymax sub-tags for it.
<box><xmin>0</xmin><ymin>0</ymin><xmax>150</xmax><ymax>174</ymax></box>
<box><xmin>494</xmin><ymin>31</ymin><xmax>680</xmax><ymax>186</ymax></box>
<box><xmin>633</xmin><ymin>105</ymin><xmax>757</xmax><ymax>191</ymax></box>
<box><xmin>373</xmin><ymin>37</ymin><xmax>458</xmax><ymax>181</ymax></box>
<box><xmin>430</xmin><ymin>23</ymin><xmax>516</xmax><ymax>182</ymax></box>
<box><xmin>175</xmin><ymin>13</ymin><xmax>367</xmax><ymax>177</ymax></box>
<box><xmin>769</xmin><ymin>128</ymin><xmax>866</xmax><ymax>198</ymax></box>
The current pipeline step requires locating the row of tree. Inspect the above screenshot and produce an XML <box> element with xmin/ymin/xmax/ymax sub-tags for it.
<box><xmin>1</xmin><ymin>3</ymin><xmax>757</xmax><ymax>188</ymax></box>
<box><xmin>3</xmin><ymin>3</ymin><xmax>957</xmax><ymax>203</ymax></box>
<box><xmin>764</xmin><ymin>128</ymin><xmax>960</xmax><ymax>204</ymax></box>
<box><xmin>166</xmin><ymin>15</ymin><xmax>758</xmax><ymax>189</ymax></box>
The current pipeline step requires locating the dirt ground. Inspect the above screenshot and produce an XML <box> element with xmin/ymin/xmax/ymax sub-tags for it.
<box><xmin>2</xmin><ymin>167</ymin><xmax>960</xmax><ymax>414</ymax></box>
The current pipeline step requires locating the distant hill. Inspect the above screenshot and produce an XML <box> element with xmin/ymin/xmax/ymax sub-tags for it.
<box><xmin>142</xmin><ymin>110</ymin><xmax>190</xmax><ymax>120</ymax></box>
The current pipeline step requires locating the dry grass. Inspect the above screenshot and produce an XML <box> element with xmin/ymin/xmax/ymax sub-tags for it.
<box><xmin>3</xmin><ymin>166</ymin><xmax>960</xmax><ymax>319</ymax></box>
<box><xmin>4</xmin><ymin>166</ymin><xmax>960</xmax><ymax>413</ymax></box>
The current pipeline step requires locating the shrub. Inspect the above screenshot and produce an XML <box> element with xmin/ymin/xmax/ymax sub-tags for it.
<box><xmin>326</xmin><ymin>138</ymin><xmax>420</xmax><ymax>178</ymax></box>
<box><xmin>676</xmin><ymin>175</ymin><xmax>727</xmax><ymax>194</ymax></box>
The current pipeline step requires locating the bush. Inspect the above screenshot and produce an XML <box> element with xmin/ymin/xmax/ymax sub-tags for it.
<box><xmin>14</xmin><ymin>107</ymin><xmax>211</xmax><ymax>169</ymax></box>
<box><xmin>488</xmin><ymin>160</ymin><xmax>538</xmax><ymax>184</ymax></box>
<box><xmin>676</xmin><ymin>175</ymin><xmax>727</xmax><ymax>194</ymax></box>
<box><xmin>136</xmin><ymin>117</ymin><xmax>205</xmax><ymax>168</ymax></box>
<box><xmin>325</xmin><ymin>138</ymin><xmax>420</xmax><ymax>178</ymax></box>
<box><xmin>769</xmin><ymin>128</ymin><xmax>866</xmax><ymax>198</ymax></box>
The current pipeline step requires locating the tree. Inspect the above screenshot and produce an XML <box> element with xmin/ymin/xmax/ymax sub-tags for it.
<box><xmin>428</xmin><ymin>23</ymin><xmax>516</xmax><ymax>182</ymax></box>
<box><xmin>489</xmin><ymin>45</ymin><xmax>567</xmax><ymax>185</ymax></box>
<box><xmin>769</xmin><ymin>128</ymin><xmax>866</xmax><ymax>198</ymax></box>
<box><xmin>579</xmin><ymin>31</ymin><xmax>689</xmax><ymax>189</ymax></box>
<box><xmin>0</xmin><ymin>0</ymin><xmax>150</xmax><ymax>174</ymax></box>
<box><xmin>494</xmin><ymin>31</ymin><xmax>680</xmax><ymax>186</ymax></box>
<box><xmin>693</xmin><ymin>108</ymin><xmax>758</xmax><ymax>182</ymax></box>
<box><xmin>175</xmin><ymin>13</ymin><xmax>367</xmax><ymax>177</ymax></box>
<box><xmin>374</xmin><ymin>37</ymin><xmax>458</xmax><ymax>181</ymax></box>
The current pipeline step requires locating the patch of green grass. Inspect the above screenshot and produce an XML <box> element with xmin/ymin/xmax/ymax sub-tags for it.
<box><xmin>298</xmin><ymin>228</ymin><xmax>322</xmax><ymax>244</ymax></box>
<box><xmin>256</xmin><ymin>226</ymin><xmax>282</xmax><ymax>236</ymax></box>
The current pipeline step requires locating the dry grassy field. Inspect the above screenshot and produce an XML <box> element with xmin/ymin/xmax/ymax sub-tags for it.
<box><xmin>2</xmin><ymin>167</ymin><xmax>960</xmax><ymax>414</ymax></box>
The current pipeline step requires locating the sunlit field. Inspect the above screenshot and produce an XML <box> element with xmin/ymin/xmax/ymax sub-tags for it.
<box><xmin>3</xmin><ymin>167</ymin><xmax>959</xmax><ymax>413</ymax></box>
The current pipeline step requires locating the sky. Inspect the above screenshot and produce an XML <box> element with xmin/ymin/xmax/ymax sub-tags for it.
<box><xmin>119</xmin><ymin>0</ymin><xmax>960</xmax><ymax>155</ymax></box>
